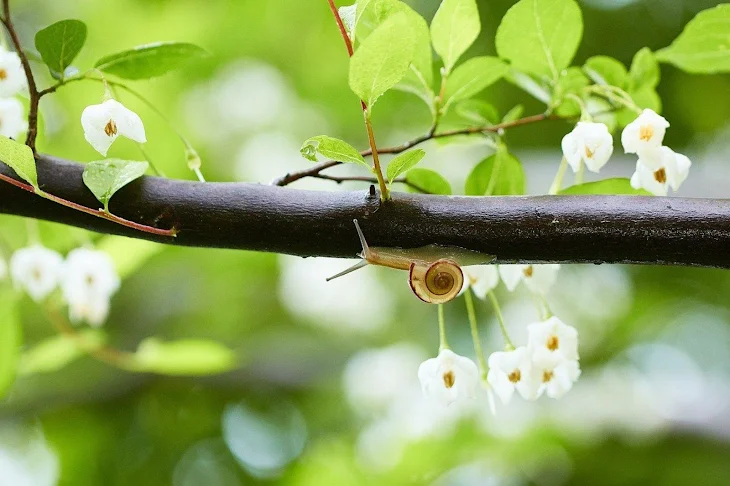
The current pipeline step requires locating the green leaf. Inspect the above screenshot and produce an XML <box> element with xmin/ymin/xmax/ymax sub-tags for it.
<box><xmin>465</xmin><ymin>148</ymin><xmax>525</xmax><ymax>196</ymax></box>
<box><xmin>442</xmin><ymin>56</ymin><xmax>508</xmax><ymax>111</ymax></box>
<box><xmin>496</xmin><ymin>0</ymin><xmax>583</xmax><ymax>79</ymax></box>
<box><xmin>628</xmin><ymin>47</ymin><xmax>660</xmax><ymax>91</ymax></box>
<box><xmin>387</xmin><ymin>149</ymin><xmax>426</xmax><ymax>183</ymax></box>
<box><xmin>501</xmin><ymin>104</ymin><xmax>525</xmax><ymax>124</ymax></box>
<box><xmin>456</xmin><ymin>99</ymin><xmax>500</xmax><ymax>125</ymax></box>
<box><xmin>552</xmin><ymin>67</ymin><xmax>590</xmax><ymax>118</ymax></box>
<box><xmin>82</xmin><ymin>159</ymin><xmax>149</xmax><ymax>211</ymax></box>
<box><xmin>559</xmin><ymin>178</ymin><xmax>650</xmax><ymax>195</ymax></box>
<box><xmin>405</xmin><ymin>168</ymin><xmax>451</xmax><ymax>195</ymax></box>
<box><xmin>18</xmin><ymin>330</ymin><xmax>106</xmax><ymax>375</ymax></box>
<box><xmin>0</xmin><ymin>135</ymin><xmax>38</xmax><ymax>188</ymax></box>
<box><xmin>349</xmin><ymin>12</ymin><xmax>416</xmax><ymax>107</ymax></box>
<box><xmin>131</xmin><ymin>338</ymin><xmax>237</xmax><ymax>376</ymax></box>
<box><xmin>0</xmin><ymin>294</ymin><xmax>21</xmax><ymax>399</ymax></box>
<box><xmin>655</xmin><ymin>4</ymin><xmax>730</xmax><ymax>74</ymax></box>
<box><xmin>506</xmin><ymin>70</ymin><xmax>551</xmax><ymax>104</ymax></box>
<box><xmin>34</xmin><ymin>19</ymin><xmax>87</xmax><ymax>76</ymax></box>
<box><xmin>300</xmin><ymin>135</ymin><xmax>368</xmax><ymax>170</ymax></box>
<box><xmin>95</xmin><ymin>42</ymin><xmax>208</xmax><ymax>80</ymax></box>
<box><xmin>430</xmin><ymin>0</ymin><xmax>481</xmax><ymax>73</ymax></box>
<box><xmin>583</xmin><ymin>56</ymin><xmax>628</xmax><ymax>87</ymax></box>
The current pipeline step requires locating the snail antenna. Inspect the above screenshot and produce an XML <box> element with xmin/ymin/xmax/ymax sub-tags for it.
<box><xmin>325</xmin><ymin>219</ymin><xmax>372</xmax><ymax>282</ymax></box>
<box><xmin>326</xmin><ymin>259</ymin><xmax>369</xmax><ymax>282</ymax></box>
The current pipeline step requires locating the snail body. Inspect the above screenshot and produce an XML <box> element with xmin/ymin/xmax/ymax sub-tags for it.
<box><xmin>327</xmin><ymin>220</ymin><xmax>495</xmax><ymax>304</ymax></box>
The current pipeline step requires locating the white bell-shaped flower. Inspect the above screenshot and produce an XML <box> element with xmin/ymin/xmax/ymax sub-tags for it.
<box><xmin>459</xmin><ymin>265</ymin><xmax>499</xmax><ymax>299</ymax></box>
<box><xmin>0</xmin><ymin>97</ymin><xmax>27</xmax><ymax>139</ymax></box>
<box><xmin>9</xmin><ymin>246</ymin><xmax>63</xmax><ymax>302</ymax></box>
<box><xmin>60</xmin><ymin>248</ymin><xmax>120</xmax><ymax>327</ymax></box>
<box><xmin>417</xmin><ymin>349</ymin><xmax>479</xmax><ymax>406</ymax></box>
<box><xmin>81</xmin><ymin>99</ymin><xmax>146</xmax><ymax>156</ymax></box>
<box><xmin>527</xmin><ymin>316</ymin><xmax>579</xmax><ymax>361</ymax></box>
<box><xmin>0</xmin><ymin>48</ymin><xmax>27</xmax><ymax>97</ymax></box>
<box><xmin>561</xmin><ymin>121</ymin><xmax>614</xmax><ymax>173</ymax></box>
<box><xmin>530</xmin><ymin>349</ymin><xmax>581</xmax><ymax>399</ymax></box>
<box><xmin>498</xmin><ymin>264</ymin><xmax>560</xmax><ymax>295</ymax></box>
<box><xmin>621</xmin><ymin>109</ymin><xmax>669</xmax><ymax>154</ymax></box>
<box><xmin>487</xmin><ymin>347</ymin><xmax>541</xmax><ymax>404</ymax></box>
<box><xmin>630</xmin><ymin>146</ymin><xmax>691</xmax><ymax>196</ymax></box>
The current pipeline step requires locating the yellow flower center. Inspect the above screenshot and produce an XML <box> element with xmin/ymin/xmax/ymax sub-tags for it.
<box><xmin>546</xmin><ymin>335</ymin><xmax>559</xmax><ymax>351</ymax></box>
<box><xmin>654</xmin><ymin>168</ymin><xmax>667</xmax><ymax>184</ymax></box>
<box><xmin>542</xmin><ymin>370</ymin><xmax>554</xmax><ymax>383</ymax></box>
<box><xmin>508</xmin><ymin>369</ymin><xmax>521</xmax><ymax>383</ymax></box>
<box><xmin>442</xmin><ymin>370</ymin><xmax>455</xmax><ymax>389</ymax></box>
<box><xmin>584</xmin><ymin>145</ymin><xmax>595</xmax><ymax>159</ymax></box>
<box><xmin>523</xmin><ymin>265</ymin><xmax>534</xmax><ymax>278</ymax></box>
<box><xmin>639</xmin><ymin>124</ymin><xmax>654</xmax><ymax>142</ymax></box>
<box><xmin>0</xmin><ymin>69</ymin><xmax>7</xmax><ymax>81</ymax></box>
<box><xmin>104</xmin><ymin>120</ymin><xmax>118</xmax><ymax>137</ymax></box>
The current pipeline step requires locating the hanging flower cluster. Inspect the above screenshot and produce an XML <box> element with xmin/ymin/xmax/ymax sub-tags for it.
<box><xmin>0</xmin><ymin>46</ymin><xmax>28</xmax><ymax>140</ymax></box>
<box><xmin>487</xmin><ymin>317</ymin><xmax>581</xmax><ymax>403</ymax></box>
<box><xmin>623</xmin><ymin>109</ymin><xmax>691</xmax><ymax>196</ymax></box>
<box><xmin>6</xmin><ymin>245</ymin><xmax>119</xmax><ymax>327</ymax></box>
<box><xmin>418</xmin><ymin>264</ymin><xmax>579</xmax><ymax>407</ymax></box>
<box><xmin>561</xmin><ymin>109</ymin><xmax>691</xmax><ymax>196</ymax></box>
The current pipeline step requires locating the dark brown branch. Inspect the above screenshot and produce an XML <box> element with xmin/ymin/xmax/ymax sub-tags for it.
<box><xmin>2</xmin><ymin>0</ymin><xmax>40</xmax><ymax>152</ymax></box>
<box><xmin>2</xmin><ymin>154</ymin><xmax>730</xmax><ymax>268</ymax></box>
<box><xmin>271</xmin><ymin>113</ymin><xmax>554</xmax><ymax>187</ymax></box>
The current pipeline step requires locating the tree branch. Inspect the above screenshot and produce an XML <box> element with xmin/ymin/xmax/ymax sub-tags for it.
<box><xmin>2</xmin><ymin>154</ymin><xmax>730</xmax><ymax>268</ymax></box>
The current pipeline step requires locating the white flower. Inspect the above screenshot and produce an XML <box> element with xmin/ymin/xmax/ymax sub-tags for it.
<box><xmin>527</xmin><ymin>316</ymin><xmax>579</xmax><ymax>361</ymax></box>
<box><xmin>621</xmin><ymin>109</ymin><xmax>669</xmax><ymax>154</ymax></box>
<box><xmin>418</xmin><ymin>349</ymin><xmax>479</xmax><ymax>405</ymax></box>
<box><xmin>460</xmin><ymin>265</ymin><xmax>499</xmax><ymax>299</ymax></box>
<box><xmin>498</xmin><ymin>264</ymin><xmax>560</xmax><ymax>295</ymax></box>
<box><xmin>0</xmin><ymin>97</ymin><xmax>27</xmax><ymax>140</ymax></box>
<box><xmin>9</xmin><ymin>246</ymin><xmax>63</xmax><ymax>302</ymax></box>
<box><xmin>487</xmin><ymin>347</ymin><xmax>541</xmax><ymax>403</ymax></box>
<box><xmin>561</xmin><ymin>122</ymin><xmax>613</xmax><ymax>173</ymax></box>
<box><xmin>530</xmin><ymin>350</ymin><xmax>581</xmax><ymax>399</ymax></box>
<box><xmin>60</xmin><ymin>248</ymin><xmax>120</xmax><ymax>327</ymax></box>
<box><xmin>630</xmin><ymin>146</ymin><xmax>691</xmax><ymax>196</ymax></box>
<box><xmin>0</xmin><ymin>48</ymin><xmax>27</xmax><ymax>97</ymax></box>
<box><xmin>81</xmin><ymin>99</ymin><xmax>146</xmax><ymax>156</ymax></box>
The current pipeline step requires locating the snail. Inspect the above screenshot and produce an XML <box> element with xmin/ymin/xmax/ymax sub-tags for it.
<box><xmin>327</xmin><ymin>219</ymin><xmax>495</xmax><ymax>304</ymax></box>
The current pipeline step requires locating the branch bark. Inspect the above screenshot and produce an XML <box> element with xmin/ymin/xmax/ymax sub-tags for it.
<box><xmin>2</xmin><ymin>155</ymin><xmax>730</xmax><ymax>268</ymax></box>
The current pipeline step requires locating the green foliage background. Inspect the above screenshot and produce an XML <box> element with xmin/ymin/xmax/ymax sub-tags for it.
<box><xmin>2</xmin><ymin>0</ymin><xmax>730</xmax><ymax>485</ymax></box>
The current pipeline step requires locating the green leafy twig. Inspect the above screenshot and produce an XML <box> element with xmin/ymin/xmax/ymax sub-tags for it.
<box><xmin>308</xmin><ymin>172</ymin><xmax>431</xmax><ymax>194</ymax></box>
<box><xmin>273</xmin><ymin>111</ymin><xmax>555</xmax><ymax>187</ymax></box>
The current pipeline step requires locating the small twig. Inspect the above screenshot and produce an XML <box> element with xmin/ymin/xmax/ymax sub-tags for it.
<box><xmin>1</xmin><ymin>1</ymin><xmax>40</xmax><ymax>152</ymax></box>
<box><xmin>0</xmin><ymin>171</ymin><xmax>177</xmax><ymax>237</ymax></box>
<box><xmin>273</xmin><ymin>112</ymin><xmax>555</xmax><ymax>187</ymax></box>
<box><xmin>309</xmin><ymin>173</ymin><xmax>431</xmax><ymax>194</ymax></box>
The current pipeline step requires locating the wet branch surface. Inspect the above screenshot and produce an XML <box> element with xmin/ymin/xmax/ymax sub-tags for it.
<box><xmin>2</xmin><ymin>154</ymin><xmax>730</xmax><ymax>267</ymax></box>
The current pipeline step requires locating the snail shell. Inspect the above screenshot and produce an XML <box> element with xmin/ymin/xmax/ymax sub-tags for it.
<box><xmin>408</xmin><ymin>259</ymin><xmax>464</xmax><ymax>304</ymax></box>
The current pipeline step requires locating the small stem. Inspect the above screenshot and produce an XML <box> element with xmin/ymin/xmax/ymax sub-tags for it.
<box><xmin>25</xmin><ymin>218</ymin><xmax>40</xmax><ymax>244</ymax></box>
<box><xmin>327</xmin><ymin>0</ymin><xmax>354</xmax><ymax>56</ymax></box>
<box><xmin>308</xmin><ymin>173</ymin><xmax>431</xmax><ymax>193</ymax></box>
<box><xmin>438</xmin><ymin>304</ymin><xmax>449</xmax><ymax>352</ymax></box>
<box><xmin>487</xmin><ymin>291</ymin><xmax>514</xmax><ymax>350</ymax></box>
<box><xmin>0</xmin><ymin>172</ymin><xmax>176</xmax><ymax>237</ymax></box>
<box><xmin>549</xmin><ymin>157</ymin><xmax>569</xmax><ymax>195</ymax></box>
<box><xmin>363</xmin><ymin>111</ymin><xmax>389</xmax><ymax>201</ymax></box>
<box><xmin>137</xmin><ymin>143</ymin><xmax>165</xmax><ymax>177</ymax></box>
<box><xmin>1</xmin><ymin>0</ymin><xmax>40</xmax><ymax>152</ymax></box>
<box><xmin>273</xmin><ymin>112</ymin><xmax>556</xmax><ymax>187</ymax></box>
<box><xmin>575</xmin><ymin>160</ymin><xmax>585</xmax><ymax>185</ymax></box>
<box><xmin>192</xmin><ymin>167</ymin><xmax>205</xmax><ymax>183</ymax></box>
<box><xmin>430</xmin><ymin>72</ymin><xmax>449</xmax><ymax>132</ymax></box>
<box><xmin>464</xmin><ymin>288</ymin><xmax>488</xmax><ymax>380</ymax></box>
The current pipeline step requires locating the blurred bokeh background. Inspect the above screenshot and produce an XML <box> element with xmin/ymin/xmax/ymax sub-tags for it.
<box><xmin>2</xmin><ymin>0</ymin><xmax>730</xmax><ymax>484</ymax></box>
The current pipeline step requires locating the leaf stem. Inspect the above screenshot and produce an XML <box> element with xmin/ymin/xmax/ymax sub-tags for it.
<box><xmin>364</xmin><ymin>111</ymin><xmax>390</xmax><ymax>200</ymax></box>
<box><xmin>487</xmin><ymin>291</ymin><xmax>514</xmax><ymax>350</ymax></box>
<box><xmin>549</xmin><ymin>157</ymin><xmax>569</xmax><ymax>195</ymax></box>
<box><xmin>464</xmin><ymin>288</ymin><xmax>488</xmax><ymax>380</ymax></box>
<box><xmin>438</xmin><ymin>303</ymin><xmax>449</xmax><ymax>352</ymax></box>
<box><xmin>0</xmin><ymin>171</ymin><xmax>176</xmax><ymax>237</ymax></box>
